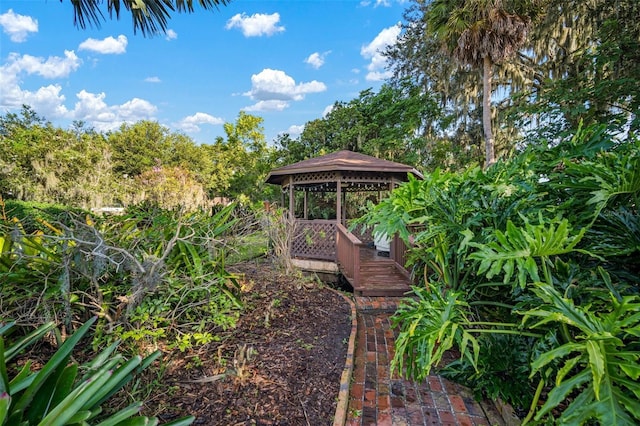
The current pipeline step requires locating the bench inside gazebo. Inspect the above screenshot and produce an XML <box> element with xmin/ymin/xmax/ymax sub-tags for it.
<box><xmin>265</xmin><ymin>150</ymin><xmax>423</xmax><ymax>297</ymax></box>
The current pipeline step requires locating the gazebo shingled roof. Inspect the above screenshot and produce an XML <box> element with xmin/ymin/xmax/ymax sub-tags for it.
<box><xmin>265</xmin><ymin>150</ymin><xmax>423</xmax><ymax>185</ymax></box>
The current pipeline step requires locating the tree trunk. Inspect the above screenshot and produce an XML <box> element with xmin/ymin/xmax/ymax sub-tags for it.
<box><xmin>482</xmin><ymin>55</ymin><xmax>496</xmax><ymax>167</ymax></box>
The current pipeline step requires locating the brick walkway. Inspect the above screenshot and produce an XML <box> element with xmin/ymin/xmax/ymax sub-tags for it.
<box><xmin>345</xmin><ymin>297</ymin><xmax>504</xmax><ymax>426</ymax></box>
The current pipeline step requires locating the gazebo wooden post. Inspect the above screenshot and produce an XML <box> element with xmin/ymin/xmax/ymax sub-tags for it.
<box><xmin>280</xmin><ymin>189</ymin><xmax>285</xmax><ymax>210</ymax></box>
<box><xmin>288</xmin><ymin>177</ymin><xmax>295</xmax><ymax>220</ymax></box>
<box><xmin>336</xmin><ymin>172</ymin><xmax>342</xmax><ymax>226</ymax></box>
<box><xmin>342</xmin><ymin>190</ymin><xmax>347</xmax><ymax>224</ymax></box>
<box><xmin>303</xmin><ymin>191</ymin><xmax>308</xmax><ymax>219</ymax></box>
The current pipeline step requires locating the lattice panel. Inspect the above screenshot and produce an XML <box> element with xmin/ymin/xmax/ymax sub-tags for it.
<box><xmin>342</xmin><ymin>171</ymin><xmax>391</xmax><ymax>182</ymax></box>
<box><xmin>291</xmin><ymin>221</ymin><xmax>337</xmax><ymax>261</ymax></box>
<box><xmin>348</xmin><ymin>222</ymin><xmax>374</xmax><ymax>243</ymax></box>
<box><xmin>292</xmin><ymin>171</ymin><xmax>338</xmax><ymax>184</ymax></box>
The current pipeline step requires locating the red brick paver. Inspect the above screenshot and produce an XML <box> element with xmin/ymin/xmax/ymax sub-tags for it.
<box><xmin>346</xmin><ymin>297</ymin><xmax>503</xmax><ymax>426</ymax></box>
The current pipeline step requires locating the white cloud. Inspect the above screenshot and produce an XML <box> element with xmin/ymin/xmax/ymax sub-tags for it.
<box><xmin>0</xmin><ymin>9</ymin><xmax>38</xmax><ymax>42</ymax></box>
<box><xmin>145</xmin><ymin>76</ymin><xmax>161</xmax><ymax>83</ymax></box>
<box><xmin>0</xmin><ymin>48</ymin><xmax>155</xmax><ymax>132</ymax></box>
<box><xmin>361</xmin><ymin>23</ymin><xmax>401</xmax><ymax>81</ymax></box>
<box><xmin>0</xmin><ymin>82</ymin><xmax>68</xmax><ymax>118</ymax></box>
<box><xmin>118</xmin><ymin>98</ymin><xmax>157</xmax><ymax>121</ymax></box>
<box><xmin>225</xmin><ymin>13</ymin><xmax>284</xmax><ymax>37</ymax></box>
<box><xmin>165</xmin><ymin>29</ymin><xmax>177</xmax><ymax>41</ymax></box>
<box><xmin>0</xmin><ymin>50</ymin><xmax>80</xmax><ymax>116</ymax></box>
<box><xmin>2</xmin><ymin>50</ymin><xmax>81</xmax><ymax>80</ymax></box>
<box><xmin>244</xmin><ymin>100</ymin><xmax>290</xmax><ymax>112</ymax></box>
<box><xmin>360</xmin><ymin>0</ymin><xmax>404</xmax><ymax>6</ymax></box>
<box><xmin>177</xmin><ymin>112</ymin><xmax>224</xmax><ymax>132</ymax></box>
<box><xmin>79</xmin><ymin>35</ymin><xmax>128</xmax><ymax>54</ymax></box>
<box><xmin>304</xmin><ymin>51</ymin><xmax>330</xmax><ymax>69</ymax></box>
<box><xmin>69</xmin><ymin>90</ymin><xmax>157</xmax><ymax>132</ymax></box>
<box><xmin>286</xmin><ymin>124</ymin><xmax>305</xmax><ymax>138</ymax></box>
<box><xmin>244</xmin><ymin>68</ymin><xmax>326</xmax><ymax>106</ymax></box>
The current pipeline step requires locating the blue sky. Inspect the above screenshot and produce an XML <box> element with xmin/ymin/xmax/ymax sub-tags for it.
<box><xmin>0</xmin><ymin>0</ymin><xmax>409</xmax><ymax>144</ymax></box>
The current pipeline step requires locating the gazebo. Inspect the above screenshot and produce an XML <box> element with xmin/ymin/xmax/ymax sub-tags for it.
<box><xmin>265</xmin><ymin>150</ymin><xmax>422</xmax><ymax>296</ymax></box>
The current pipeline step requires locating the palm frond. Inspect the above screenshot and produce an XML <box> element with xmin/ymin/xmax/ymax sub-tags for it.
<box><xmin>70</xmin><ymin>0</ymin><xmax>231</xmax><ymax>36</ymax></box>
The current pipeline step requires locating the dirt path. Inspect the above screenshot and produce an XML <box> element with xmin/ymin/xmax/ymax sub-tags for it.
<box><xmin>147</xmin><ymin>259</ymin><xmax>352</xmax><ymax>425</ymax></box>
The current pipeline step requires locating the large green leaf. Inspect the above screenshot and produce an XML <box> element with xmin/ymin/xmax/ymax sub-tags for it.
<box><xmin>3</xmin><ymin>323</ymin><xmax>56</xmax><ymax>362</ymax></box>
<box><xmin>470</xmin><ymin>216</ymin><xmax>587</xmax><ymax>288</ymax></box>
<box><xmin>391</xmin><ymin>285</ymin><xmax>480</xmax><ymax>380</ymax></box>
<box><xmin>9</xmin><ymin>317</ymin><xmax>95</xmax><ymax>423</ymax></box>
<box><xmin>527</xmin><ymin>284</ymin><xmax>640</xmax><ymax>423</ymax></box>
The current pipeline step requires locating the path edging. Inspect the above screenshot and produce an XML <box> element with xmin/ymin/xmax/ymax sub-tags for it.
<box><xmin>328</xmin><ymin>287</ymin><xmax>358</xmax><ymax>426</ymax></box>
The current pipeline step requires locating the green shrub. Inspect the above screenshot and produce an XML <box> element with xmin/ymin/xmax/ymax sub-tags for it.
<box><xmin>365</xmin><ymin>127</ymin><xmax>640</xmax><ymax>423</ymax></box>
<box><xmin>440</xmin><ymin>334</ymin><xmax>535</xmax><ymax>412</ymax></box>
<box><xmin>2</xmin><ymin>200</ymin><xmax>87</xmax><ymax>234</ymax></box>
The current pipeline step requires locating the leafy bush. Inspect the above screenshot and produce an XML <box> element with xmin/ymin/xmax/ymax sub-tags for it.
<box><xmin>440</xmin><ymin>334</ymin><xmax>535</xmax><ymax>411</ymax></box>
<box><xmin>1</xmin><ymin>202</ymin><xmax>245</xmax><ymax>353</ymax></box>
<box><xmin>523</xmin><ymin>283</ymin><xmax>640</xmax><ymax>424</ymax></box>
<box><xmin>2</xmin><ymin>199</ymin><xmax>87</xmax><ymax>234</ymax></box>
<box><xmin>364</xmin><ymin>127</ymin><xmax>640</xmax><ymax>423</ymax></box>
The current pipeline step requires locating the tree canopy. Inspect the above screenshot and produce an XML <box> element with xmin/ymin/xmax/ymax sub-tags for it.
<box><xmin>0</xmin><ymin>106</ymin><xmax>273</xmax><ymax>209</ymax></box>
<box><xmin>3</xmin><ymin>0</ymin><xmax>638</xmax><ymax>205</ymax></box>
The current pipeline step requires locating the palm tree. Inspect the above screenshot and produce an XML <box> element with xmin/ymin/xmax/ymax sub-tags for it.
<box><xmin>427</xmin><ymin>0</ymin><xmax>537</xmax><ymax>167</ymax></box>
<box><xmin>70</xmin><ymin>0</ymin><xmax>231</xmax><ymax>36</ymax></box>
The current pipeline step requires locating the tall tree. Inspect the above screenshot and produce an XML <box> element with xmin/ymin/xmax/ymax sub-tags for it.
<box><xmin>107</xmin><ymin>121</ymin><xmax>173</xmax><ymax>177</ymax></box>
<box><xmin>203</xmin><ymin>112</ymin><xmax>274</xmax><ymax>202</ymax></box>
<box><xmin>69</xmin><ymin>0</ymin><xmax>231</xmax><ymax>36</ymax></box>
<box><xmin>286</xmin><ymin>81</ymin><xmax>442</xmax><ymax>168</ymax></box>
<box><xmin>427</xmin><ymin>0</ymin><xmax>537</xmax><ymax>166</ymax></box>
<box><xmin>517</xmin><ymin>0</ymin><xmax>640</xmax><ymax>136</ymax></box>
<box><xmin>383</xmin><ymin>1</ymin><xmax>498</xmax><ymax>166</ymax></box>
<box><xmin>0</xmin><ymin>106</ymin><xmax>115</xmax><ymax>207</ymax></box>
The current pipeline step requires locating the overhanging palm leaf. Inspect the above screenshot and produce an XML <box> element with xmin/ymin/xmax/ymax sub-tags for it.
<box><xmin>70</xmin><ymin>0</ymin><xmax>231</xmax><ymax>36</ymax></box>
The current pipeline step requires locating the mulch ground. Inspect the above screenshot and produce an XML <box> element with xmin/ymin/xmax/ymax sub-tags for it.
<box><xmin>146</xmin><ymin>259</ymin><xmax>352</xmax><ymax>425</ymax></box>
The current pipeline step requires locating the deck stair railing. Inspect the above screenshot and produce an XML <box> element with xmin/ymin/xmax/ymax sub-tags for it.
<box><xmin>336</xmin><ymin>223</ymin><xmax>362</xmax><ymax>285</ymax></box>
<box><xmin>390</xmin><ymin>233</ymin><xmax>411</xmax><ymax>280</ymax></box>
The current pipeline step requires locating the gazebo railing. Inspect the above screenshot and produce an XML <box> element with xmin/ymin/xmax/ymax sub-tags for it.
<box><xmin>292</xmin><ymin>219</ymin><xmax>337</xmax><ymax>261</ymax></box>
<box><xmin>336</xmin><ymin>223</ymin><xmax>362</xmax><ymax>284</ymax></box>
<box><xmin>345</xmin><ymin>220</ymin><xmax>374</xmax><ymax>244</ymax></box>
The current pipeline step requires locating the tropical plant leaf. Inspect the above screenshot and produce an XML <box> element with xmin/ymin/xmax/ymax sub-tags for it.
<box><xmin>9</xmin><ymin>317</ymin><xmax>95</xmax><ymax>422</ymax></box>
<box><xmin>527</xmin><ymin>284</ymin><xmax>640</xmax><ymax>423</ymax></box>
<box><xmin>3</xmin><ymin>322</ymin><xmax>55</xmax><ymax>362</ymax></box>
<box><xmin>470</xmin><ymin>216</ymin><xmax>586</xmax><ymax>288</ymax></box>
<box><xmin>391</xmin><ymin>285</ymin><xmax>479</xmax><ymax>380</ymax></box>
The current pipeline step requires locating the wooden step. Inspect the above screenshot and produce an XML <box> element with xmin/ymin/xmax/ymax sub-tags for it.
<box><xmin>338</xmin><ymin>246</ymin><xmax>413</xmax><ymax>297</ymax></box>
<box><xmin>353</xmin><ymin>265</ymin><xmax>412</xmax><ymax>297</ymax></box>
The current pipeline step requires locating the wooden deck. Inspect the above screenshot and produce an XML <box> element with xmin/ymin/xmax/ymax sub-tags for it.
<box><xmin>345</xmin><ymin>247</ymin><xmax>412</xmax><ymax>297</ymax></box>
<box><xmin>291</xmin><ymin>221</ymin><xmax>414</xmax><ymax>297</ymax></box>
<box><xmin>335</xmin><ymin>223</ymin><xmax>414</xmax><ymax>297</ymax></box>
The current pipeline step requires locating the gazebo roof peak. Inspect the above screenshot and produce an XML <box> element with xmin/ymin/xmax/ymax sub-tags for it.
<box><xmin>266</xmin><ymin>150</ymin><xmax>423</xmax><ymax>185</ymax></box>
